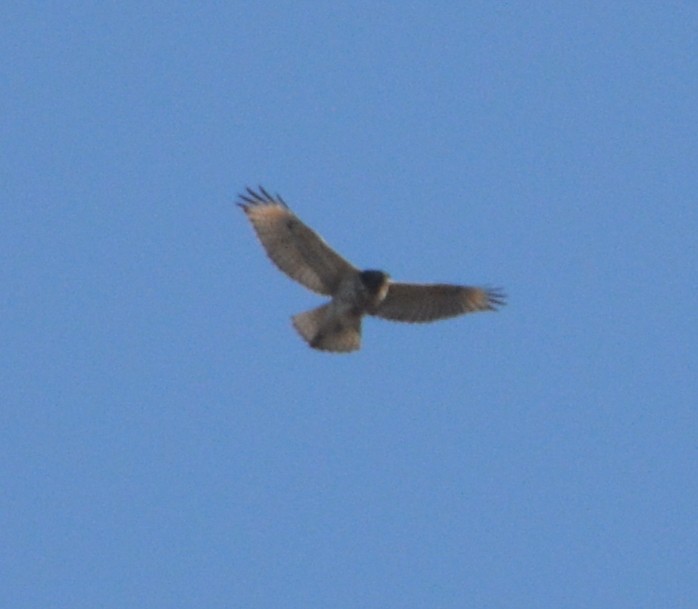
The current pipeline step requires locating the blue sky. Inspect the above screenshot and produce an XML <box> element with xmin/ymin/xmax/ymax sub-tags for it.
<box><xmin>3</xmin><ymin>2</ymin><xmax>697</xmax><ymax>608</ymax></box>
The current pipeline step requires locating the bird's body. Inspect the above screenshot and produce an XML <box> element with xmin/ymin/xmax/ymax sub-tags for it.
<box><xmin>238</xmin><ymin>187</ymin><xmax>504</xmax><ymax>353</ymax></box>
<box><xmin>292</xmin><ymin>270</ymin><xmax>390</xmax><ymax>351</ymax></box>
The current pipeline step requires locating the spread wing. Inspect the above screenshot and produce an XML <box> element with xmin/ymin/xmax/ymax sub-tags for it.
<box><xmin>372</xmin><ymin>282</ymin><xmax>505</xmax><ymax>323</ymax></box>
<box><xmin>238</xmin><ymin>187</ymin><xmax>357</xmax><ymax>295</ymax></box>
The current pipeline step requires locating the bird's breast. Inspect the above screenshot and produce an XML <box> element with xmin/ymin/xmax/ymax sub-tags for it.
<box><xmin>335</xmin><ymin>274</ymin><xmax>386</xmax><ymax>313</ymax></box>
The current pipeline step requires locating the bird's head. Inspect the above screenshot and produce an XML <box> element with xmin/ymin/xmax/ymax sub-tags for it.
<box><xmin>360</xmin><ymin>270</ymin><xmax>390</xmax><ymax>299</ymax></box>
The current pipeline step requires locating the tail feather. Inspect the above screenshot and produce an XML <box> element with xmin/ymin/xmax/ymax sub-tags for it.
<box><xmin>292</xmin><ymin>304</ymin><xmax>362</xmax><ymax>353</ymax></box>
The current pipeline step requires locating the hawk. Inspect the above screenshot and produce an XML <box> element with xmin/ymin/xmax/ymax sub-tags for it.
<box><xmin>238</xmin><ymin>187</ymin><xmax>505</xmax><ymax>353</ymax></box>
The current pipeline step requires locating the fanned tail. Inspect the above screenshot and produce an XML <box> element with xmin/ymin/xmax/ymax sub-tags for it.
<box><xmin>292</xmin><ymin>304</ymin><xmax>362</xmax><ymax>353</ymax></box>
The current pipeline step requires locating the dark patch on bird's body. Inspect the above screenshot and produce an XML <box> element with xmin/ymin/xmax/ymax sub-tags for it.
<box><xmin>349</xmin><ymin>305</ymin><xmax>363</xmax><ymax>317</ymax></box>
<box><xmin>360</xmin><ymin>269</ymin><xmax>389</xmax><ymax>294</ymax></box>
<box><xmin>334</xmin><ymin>270</ymin><xmax>390</xmax><ymax>313</ymax></box>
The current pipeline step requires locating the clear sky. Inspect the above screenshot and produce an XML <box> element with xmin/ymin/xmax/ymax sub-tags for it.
<box><xmin>3</xmin><ymin>3</ymin><xmax>697</xmax><ymax>608</ymax></box>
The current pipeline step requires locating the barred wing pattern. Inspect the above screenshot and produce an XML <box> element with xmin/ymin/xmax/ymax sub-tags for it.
<box><xmin>372</xmin><ymin>283</ymin><xmax>505</xmax><ymax>323</ymax></box>
<box><xmin>238</xmin><ymin>187</ymin><xmax>357</xmax><ymax>295</ymax></box>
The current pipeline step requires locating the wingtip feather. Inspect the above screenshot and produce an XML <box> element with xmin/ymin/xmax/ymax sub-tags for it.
<box><xmin>237</xmin><ymin>185</ymin><xmax>286</xmax><ymax>208</ymax></box>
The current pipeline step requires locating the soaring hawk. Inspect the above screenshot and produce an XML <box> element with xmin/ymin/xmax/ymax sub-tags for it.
<box><xmin>238</xmin><ymin>187</ymin><xmax>505</xmax><ymax>353</ymax></box>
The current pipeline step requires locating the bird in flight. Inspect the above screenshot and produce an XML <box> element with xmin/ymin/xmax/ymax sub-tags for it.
<box><xmin>238</xmin><ymin>187</ymin><xmax>505</xmax><ymax>353</ymax></box>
